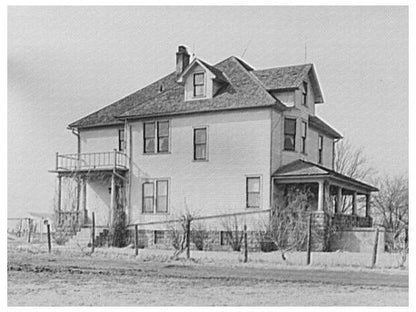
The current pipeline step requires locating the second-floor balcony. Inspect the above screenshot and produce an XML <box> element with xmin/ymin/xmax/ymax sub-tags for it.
<box><xmin>55</xmin><ymin>150</ymin><xmax>128</xmax><ymax>172</ymax></box>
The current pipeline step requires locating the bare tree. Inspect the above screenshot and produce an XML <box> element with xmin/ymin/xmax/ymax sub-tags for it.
<box><xmin>334</xmin><ymin>140</ymin><xmax>375</xmax><ymax>213</ymax></box>
<box><xmin>264</xmin><ymin>185</ymin><xmax>312</xmax><ymax>260</ymax></box>
<box><xmin>167</xmin><ymin>209</ymin><xmax>194</xmax><ymax>258</ymax></box>
<box><xmin>373</xmin><ymin>175</ymin><xmax>408</xmax><ymax>264</ymax></box>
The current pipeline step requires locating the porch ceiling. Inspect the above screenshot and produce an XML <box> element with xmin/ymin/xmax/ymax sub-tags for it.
<box><xmin>272</xmin><ymin>159</ymin><xmax>378</xmax><ymax>194</ymax></box>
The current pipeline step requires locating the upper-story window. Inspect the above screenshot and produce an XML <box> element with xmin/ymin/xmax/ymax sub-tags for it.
<box><xmin>144</xmin><ymin>121</ymin><xmax>169</xmax><ymax>154</ymax></box>
<box><xmin>118</xmin><ymin>128</ymin><xmax>125</xmax><ymax>151</ymax></box>
<box><xmin>302</xmin><ymin>81</ymin><xmax>308</xmax><ymax>106</ymax></box>
<box><xmin>193</xmin><ymin>73</ymin><xmax>205</xmax><ymax>97</ymax></box>
<box><xmin>284</xmin><ymin>118</ymin><xmax>297</xmax><ymax>151</ymax></box>
<box><xmin>301</xmin><ymin>121</ymin><xmax>307</xmax><ymax>154</ymax></box>
<box><xmin>318</xmin><ymin>135</ymin><xmax>323</xmax><ymax>164</ymax></box>
<box><xmin>194</xmin><ymin>127</ymin><xmax>207</xmax><ymax>161</ymax></box>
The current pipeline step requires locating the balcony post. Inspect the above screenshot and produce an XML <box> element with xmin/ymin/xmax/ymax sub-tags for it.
<box><xmin>114</xmin><ymin>149</ymin><xmax>117</xmax><ymax>169</ymax></box>
<box><xmin>57</xmin><ymin>175</ymin><xmax>62</xmax><ymax>224</ymax></box>
<box><xmin>55</xmin><ymin>152</ymin><xmax>59</xmax><ymax>171</ymax></box>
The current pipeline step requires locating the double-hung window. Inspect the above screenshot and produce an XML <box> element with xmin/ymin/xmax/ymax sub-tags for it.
<box><xmin>194</xmin><ymin>127</ymin><xmax>207</xmax><ymax>160</ymax></box>
<box><xmin>318</xmin><ymin>135</ymin><xmax>323</xmax><ymax>164</ymax></box>
<box><xmin>144</xmin><ymin>121</ymin><xmax>169</xmax><ymax>154</ymax></box>
<box><xmin>193</xmin><ymin>73</ymin><xmax>205</xmax><ymax>97</ymax></box>
<box><xmin>301</xmin><ymin>121</ymin><xmax>307</xmax><ymax>154</ymax></box>
<box><xmin>118</xmin><ymin>128</ymin><xmax>125</xmax><ymax>152</ymax></box>
<box><xmin>284</xmin><ymin>118</ymin><xmax>297</xmax><ymax>151</ymax></box>
<box><xmin>142</xmin><ymin>179</ymin><xmax>169</xmax><ymax>213</ymax></box>
<box><xmin>302</xmin><ymin>81</ymin><xmax>308</xmax><ymax>106</ymax></box>
<box><xmin>246</xmin><ymin>177</ymin><xmax>261</xmax><ymax>208</ymax></box>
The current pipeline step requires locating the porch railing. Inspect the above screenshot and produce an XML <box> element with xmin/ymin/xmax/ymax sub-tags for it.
<box><xmin>55</xmin><ymin>150</ymin><xmax>128</xmax><ymax>171</ymax></box>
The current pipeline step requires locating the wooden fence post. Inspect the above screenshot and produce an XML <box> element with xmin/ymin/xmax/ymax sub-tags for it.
<box><xmin>91</xmin><ymin>212</ymin><xmax>95</xmax><ymax>254</ymax></box>
<box><xmin>27</xmin><ymin>218</ymin><xmax>31</xmax><ymax>243</ymax></box>
<box><xmin>47</xmin><ymin>223</ymin><xmax>52</xmax><ymax>254</ymax></box>
<box><xmin>306</xmin><ymin>213</ymin><xmax>312</xmax><ymax>265</ymax></box>
<box><xmin>186</xmin><ymin>219</ymin><xmax>191</xmax><ymax>259</ymax></box>
<box><xmin>135</xmin><ymin>224</ymin><xmax>139</xmax><ymax>256</ymax></box>
<box><xmin>371</xmin><ymin>227</ymin><xmax>379</xmax><ymax>268</ymax></box>
<box><xmin>244</xmin><ymin>224</ymin><xmax>248</xmax><ymax>263</ymax></box>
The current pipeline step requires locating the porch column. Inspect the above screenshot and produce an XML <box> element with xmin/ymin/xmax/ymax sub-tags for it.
<box><xmin>317</xmin><ymin>181</ymin><xmax>324</xmax><ymax>211</ymax></box>
<box><xmin>57</xmin><ymin>175</ymin><xmax>62</xmax><ymax>224</ymax></box>
<box><xmin>336</xmin><ymin>186</ymin><xmax>343</xmax><ymax>214</ymax></box>
<box><xmin>82</xmin><ymin>177</ymin><xmax>87</xmax><ymax>224</ymax></box>
<box><xmin>365</xmin><ymin>194</ymin><xmax>371</xmax><ymax>217</ymax></box>
<box><xmin>109</xmin><ymin>173</ymin><xmax>116</xmax><ymax>227</ymax></box>
<box><xmin>352</xmin><ymin>192</ymin><xmax>357</xmax><ymax>215</ymax></box>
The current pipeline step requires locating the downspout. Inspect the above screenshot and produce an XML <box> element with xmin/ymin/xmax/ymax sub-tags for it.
<box><xmin>71</xmin><ymin>128</ymin><xmax>81</xmax><ymax>154</ymax></box>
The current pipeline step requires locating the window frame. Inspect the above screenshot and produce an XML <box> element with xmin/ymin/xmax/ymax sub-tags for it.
<box><xmin>142</xmin><ymin>182</ymin><xmax>155</xmax><ymax>213</ymax></box>
<box><xmin>142</xmin><ymin>179</ymin><xmax>170</xmax><ymax>214</ymax></box>
<box><xmin>143</xmin><ymin>121</ymin><xmax>170</xmax><ymax>154</ymax></box>
<box><xmin>318</xmin><ymin>135</ymin><xmax>324</xmax><ymax>164</ymax></box>
<box><xmin>193</xmin><ymin>72</ymin><xmax>205</xmax><ymax>97</ymax></box>
<box><xmin>246</xmin><ymin>176</ymin><xmax>262</xmax><ymax>209</ymax></box>
<box><xmin>154</xmin><ymin>230</ymin><xmax>165</xmax><ymax>244</ymax></box>
<box><xmin>301</xmin><ymin>121</ymin><xmax>307</xmax><ymax>154</ymax></box>
<box><xmin>193</xmin><ymin>126</ymin><xmax>208</xmax><ymax>161</ymax></box>
<box><xmin>302</xmin><ymin>81</ymin><xmax>308</xmax><ymax>106</ymax></box>
<box><xmin>118</xmin><ymin>128</ymin><xmax>125</xmax><ymax>152</ymax></box>
<box><xmin>283</xmin><ymin>118</ymin><xmax>297</xmax><ymax>152</ymax></box>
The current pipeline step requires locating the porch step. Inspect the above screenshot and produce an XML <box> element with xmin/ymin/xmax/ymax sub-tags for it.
<box><xmin>65</xmin><ymin>227</ymin><xmax>109</xmax><ymax>249</ymax></box>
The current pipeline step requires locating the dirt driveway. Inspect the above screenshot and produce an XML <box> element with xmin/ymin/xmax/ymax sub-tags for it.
<box><xmin>8</xmin><ymin>250</ymin><xmax>408</xmax><ymax>306</ymax></box>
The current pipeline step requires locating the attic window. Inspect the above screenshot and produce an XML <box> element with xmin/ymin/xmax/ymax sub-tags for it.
<box><xmin>302</xmin><ymin>81</ymin><xmax>308</xmax><ymax>106</ymax></box>
<box><xmin>193</xmin><ymin>73</ymin><xmax>205</xmax><ymax>97</ymax></box>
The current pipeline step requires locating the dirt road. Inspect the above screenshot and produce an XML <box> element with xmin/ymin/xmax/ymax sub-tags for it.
<box><xmin>8</xmin><ymin>251</ymin><xmax>408</xmax><ymax>306</ymax></box>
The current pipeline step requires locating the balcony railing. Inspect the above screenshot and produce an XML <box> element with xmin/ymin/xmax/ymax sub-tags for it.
<box><xmin>55</xmin><ymin>150</ymin><xmax>128</xmax><ymax>172</ymax></box>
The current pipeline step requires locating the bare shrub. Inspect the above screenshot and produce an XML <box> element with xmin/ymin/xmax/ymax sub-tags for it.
<box><xmin>191</xmin><ymin>221</ymin><xmax>209</xmax><ymax>251</ymax></box>
<box><xmin>167</xmin><ymin>210</ymin><xmax>194</xmax><ymax>258</ymax></box>
<box><xmin>221</xmin><ymin>216</ymin><xmax>244</xmax><ymax>251</ymax></box>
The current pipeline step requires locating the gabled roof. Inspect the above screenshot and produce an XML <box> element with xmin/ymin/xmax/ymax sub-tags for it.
<box><xmin>272</xmin><ymin>159</ymin><xmax>378</xmax><ymax>193</ymax></box>
<box><xmin>309</xmin><ymin>115</ymin><xmax>343</xmax><ymax>139</ymax></box>
<box><xmin>252</xmin><ymin>64</ymin><xmax>324</xmax><ymax>103</ymax></box>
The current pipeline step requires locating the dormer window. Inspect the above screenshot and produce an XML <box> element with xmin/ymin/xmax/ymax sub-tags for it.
<box><xmin>193</xmin><ymin>73</ymin><xmax>205</xmax><ymax>97</ymax></box>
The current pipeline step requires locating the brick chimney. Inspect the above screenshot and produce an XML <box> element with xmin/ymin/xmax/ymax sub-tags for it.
<box><xmin>176</xmin><ymin>45</ymin><xmax>190</xmax><ymax>77</ymax></box>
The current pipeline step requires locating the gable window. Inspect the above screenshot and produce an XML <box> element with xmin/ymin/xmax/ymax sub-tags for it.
<box><xmin>284</xmin><ymin>118</ymin><xmax>297</xmax><ymax>151</ymax></box>
<box><xmin>118</xmin><ymin>128</ymin><xmax>125</xmax><ymax>152</ymax></box>
<box><xmin>142</xmin><ymin>179</ymin><xmax>169</xmax><ymax>214</ymax></box>
<box><xmin>246</xmin><ymin>177</ymin><xmax>261</xmax><ymax>208</ymax></box>
<box><xmin>193</xmin><ymin>73</ymin><xmax>205</xmax><ymax>97</ymax></box>
<box><xmin>301</xmin><ymin>121</ymin><xmax>307</xmax><ymax>154</ymax></box>
<box><xmin>194</xmin><ymin>127</ymin><xmax>207</xmax><ymax>160</ymax></box>
<box><xmin>144</xmin><ymin>121</ymin><xmax>169</xmax><ymax>154</ymax></box>
<box><xmin>302</xmin><ymin>81</ymin><xmax>308</xmax><ymax>106</ymax></box>
<box><xmin>318</xmin><ymin>135</ymin><xmax>324</xmax><ymax>164</ymax></box>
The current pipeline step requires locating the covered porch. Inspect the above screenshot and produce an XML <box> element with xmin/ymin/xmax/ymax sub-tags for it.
<box><xmin>272</xmin><ymin>160</ymin><xmax>378</xmax><ymax>230</ymax></box>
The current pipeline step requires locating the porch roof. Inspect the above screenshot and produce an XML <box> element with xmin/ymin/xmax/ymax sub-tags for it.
<box><xmin>272</xmin><ymin>159</ymin><xmax>378</xmax><ymax>193</ymax></box>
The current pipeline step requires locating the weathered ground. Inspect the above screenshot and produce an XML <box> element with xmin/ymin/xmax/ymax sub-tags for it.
<box><xmin>8</xmin><ymin>241</ymin><xmax>408</xmax><ymax>306</ymax></box>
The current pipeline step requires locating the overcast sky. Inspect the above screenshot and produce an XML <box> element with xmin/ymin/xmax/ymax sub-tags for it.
<box><xmin>8</xmin><ymin>6</ymin><xmax>408</xmax><ymax>218</ymax></box>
